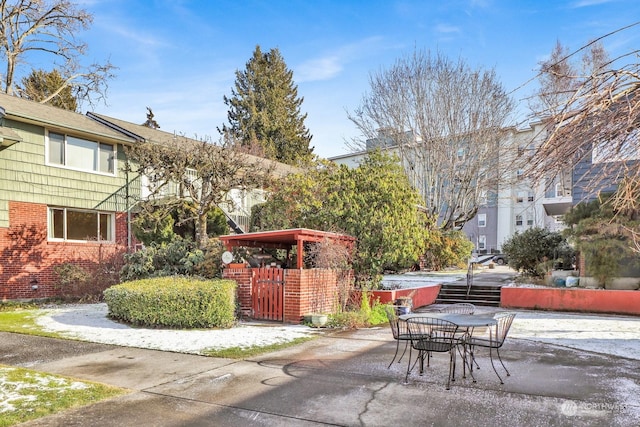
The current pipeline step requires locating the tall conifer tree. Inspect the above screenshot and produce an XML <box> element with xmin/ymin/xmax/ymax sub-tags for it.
<box><xmin>18</xmin><ymin>69</ymin><xmax>78</xmax><ymax>111</ymax></box>
<box><xmin>220</xmin><ymin>46</ymin><xmax>313</xmax><ymax>165</ymax></box>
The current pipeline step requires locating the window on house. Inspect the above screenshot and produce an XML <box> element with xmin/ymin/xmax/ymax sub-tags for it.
<box><xmin>457</xmin><ymin>147</ymin><xmax>465</xmax><ymax>161</ymax></box>
<box><xmin>478</xmin><ymin>190</ymin><xmax>487</xmax><ymax>206</ymax></box>
<box><xmin>527</xmin><ymin>215</ymin><xmax>534</xmax><ymax>226</ymax></box>
<box><xmin>516</xmin><ymin>191</ymin><xmax>525</xmax><ymax>203</ymax></box>
<box><xmin>555</xmin><ymin>183</ymin><xmax>563</xmax><ymax>198</ymax></box>
<box><xmin>478</xmin><ymin>235</ymin><xmax>486</xmax><ymax>250</ymax></box>
<box><xmin>515</xmin><ymin>215</ymin><xmax>523</xmax><ymax>226</ymax></box>
<box><xmin>49</xmin><ymin>208</ymin><xmax>114</xmax><ymax>242</ymax></box>
<box><xmin>478</xmin><ymin>213</ymin><xmax>486</xmax><ymax>227</ymax></box>
<box><xmin>528</xmin><ymin>191</ymin><xmax>535</xmax><ymax>202</ymax></box>
<box><xmin>516</xmin><ymin>169</ymin><xmax>524</xmax><ymax>180</ymax></box>
<box><xmin>47</xmin><ymin>132</ymin><xmax>115</xmax><ymax>174</ymax></box>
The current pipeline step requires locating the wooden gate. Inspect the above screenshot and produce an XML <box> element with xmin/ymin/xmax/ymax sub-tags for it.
<box><xmin>252</xmin><ymin>268</ymin><xmax>285</xmax><ymax>321</ymax></box>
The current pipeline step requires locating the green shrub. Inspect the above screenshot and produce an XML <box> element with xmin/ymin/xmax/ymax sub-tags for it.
<box><xmin>502</xmin><ymin>227</ymin><xmax>574</xmax><ymax>277</ymax></box>
<box><xmin>53</xmin><ymin>263</ymin><xmax>90</xmax><ymax>294</ymax></box>
<box><xmin>120</xmin><ymin>237</ymin><xmax>204</xmax><ymax>281</ymax></box>
<box><xmin>326</xmin><ymin>292</ymin><xmax>387</xmax><ymax>328</ymax></box>
<box><xmin>104</xmin><ymin>276</ymin><xmax>236</xmax><ymax>328</ymax></box>
<box><xmin>423</xmin><ymin>229</ymin><xmax>474</xmax><ymax>270</ymax></box>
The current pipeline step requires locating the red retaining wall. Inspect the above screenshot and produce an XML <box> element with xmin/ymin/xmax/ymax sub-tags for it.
<box><xmin>501</xmin><ymin>287</ymin><xmax>640</xmax><ymax>316</ymax></box>
<box><xmin>369</xmin><ymin>284</ymin><xmax>441</xmax><ymax>309</ymax></box>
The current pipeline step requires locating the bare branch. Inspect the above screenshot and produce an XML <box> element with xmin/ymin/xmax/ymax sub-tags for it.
<box><xmin>0</xmin><ymin>0</ymin><xmax>114</xmax><ymax>106</ymax></box>
<box><xmin>348</xmin><ymin>49</ymin><xmax>515</xmax><ymax>229</ymax></box>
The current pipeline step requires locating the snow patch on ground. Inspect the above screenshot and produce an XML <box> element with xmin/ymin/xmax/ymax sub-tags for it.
<box><xmin>34</xmin><ymin>303</ymin><xmax>640</xmax><ymax>361</ymax></box>
<box><xmin>35</xmin><ymin>304</ymin><xmax>321</xmax><ymax>354</ymax></box>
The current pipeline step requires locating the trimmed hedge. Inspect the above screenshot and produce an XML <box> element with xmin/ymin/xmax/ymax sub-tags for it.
<box><xmin>103</xmin><ymin>276</ymin><xmax>236</xmax><ymax>328</ymax></box>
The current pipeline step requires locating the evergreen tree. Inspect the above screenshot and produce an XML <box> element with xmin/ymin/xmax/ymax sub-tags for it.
<box><xmin>142</xmin><ymin>107</ymin><xmax>160</xmax><ymax>129</ymax></box>
<box><xmin>18</xmin><ymin>69</ymin><xmax>78</xmax><ymax>111</ymax></box>
<box><xmin>220</xmin><ymin>45</ymin><xmax>313</xmax><ymax>165</ymax></box>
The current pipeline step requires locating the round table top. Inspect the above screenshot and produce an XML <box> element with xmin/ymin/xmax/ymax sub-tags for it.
<box><xmin>399</xmin><ymin>312</ymin><xmax>497</xmax><ymax>327</ymax></box>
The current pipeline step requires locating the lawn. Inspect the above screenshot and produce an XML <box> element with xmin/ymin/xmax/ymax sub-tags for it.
<box><xmin>0</xmin><ymin>365</ymin><xmax>127</xmax><ymax>427</ymax></box>
<box><xmin>0</xmin><ymin>306</ymin><xmax>128</xmax><ymax>425</ymax></box>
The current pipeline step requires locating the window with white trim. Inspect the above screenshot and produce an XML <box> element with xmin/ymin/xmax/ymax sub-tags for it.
<box><xmin>478</xmin><ymin>213</ymin><xmax>486</xmax><ymax>227</ymax></box>
<box><xmin>516</xmin><ymin>191</ymin><xmax>525</xmax><ymax>203</ymax></box>
<box><xmin>528</xmin><ymin>191</ymin><xmax>535</xmax><ymax>202</ymax></box>
<box><xmin>49</xmin><ymin>208</ymin><xmax>114</xmax><ymax>242</ymax></box>
<box><xmin>478</xmin><ymin>235</ymin><xmax>486</xmax><ymax>250</ymax></box>
<box><xmin>47</xmin><ymin>132</ymin><xmax>115</xmax><ymax>174</ymax></box>
<box><xmin>527</xmin><ymin>215</ymin><xmax>534</xmax><ymax>226</ymax></box>
<box><xmin>555</xmin><ymin>183</ymin><xmax>563</xmax><ymax>198</ymax></box>
<box><xmin>515</xmin><ymin>215</ymin><xmax>523</xmax><ymax>226</ymax></box>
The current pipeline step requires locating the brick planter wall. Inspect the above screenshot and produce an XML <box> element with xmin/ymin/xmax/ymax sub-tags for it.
<box><xmin>222</xmin><ymin>267</ymin><xmax>353</xmax><ymax>323</ymax></box>
<box><xmin>501</xmin><ymin>287</ymin><xmax>640</xmax><ymax>316</ymax></box>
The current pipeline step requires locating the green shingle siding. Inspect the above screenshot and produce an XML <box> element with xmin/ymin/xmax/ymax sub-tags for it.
<box><xmin>0</xmin><ymin>121</ymin><xmax>138</xmax><ymax>227</ymax></box>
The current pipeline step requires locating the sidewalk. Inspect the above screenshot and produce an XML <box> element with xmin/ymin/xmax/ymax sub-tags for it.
<box><xmin>4</xmin><ymin>314</ymin><xmax>639</xmax><ymax>426</ymax></box>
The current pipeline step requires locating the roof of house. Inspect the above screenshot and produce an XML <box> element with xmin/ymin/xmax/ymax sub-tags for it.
<box><xmin>0</xmin><ymin>92</ymin><xmax>135</xmax><ymax>144</ymax></box>
<box><xmin>88</xmin><ymin>112</ymin><xmax>299</xmax><ymax>178</ymax></box>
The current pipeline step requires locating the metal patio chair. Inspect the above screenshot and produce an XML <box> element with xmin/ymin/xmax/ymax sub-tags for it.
<box><xmin>439</xmin><ymin>303</ymin><xmax>476</xmax><ymax>315</ymax></box>
<box><xmin>465</xmin><ymin>311</ymin><xmax>517</xmax><ymax>384</ymax></box>
<box><xmin>405</xmin><ymin>317</ymin><xmax>460</xmax><ymax>389</ymax></box>
<box><xmin>384</xmin><ymin>305</ymin><xmax>411</xmax><ymax>368</ymax></box>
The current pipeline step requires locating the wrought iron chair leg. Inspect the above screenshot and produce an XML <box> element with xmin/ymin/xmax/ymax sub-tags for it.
<box><xmin>404</xmin><ymin>346</ymin><xmax>413</xmax><ymax>383</ymax></box>
<box><xmin>398</xmin><ymin>340</ymin><xmax>409</xmax><ymax>364</ymax></box>
<box><xmin>387</xmin><ymin>340</ymin><xmax>404</xmax><ymax>369</ymax></box>
<box><xmin>446</xmin><ymin>348</ymin><xmax>455</xmax><ymax>389</ymax></box>
<box><xmin>489</xmin><ymin>347</ymin><xmax>504</xmax><ymax>384</ymax></box>
<box><xmin>496</xmin><ymin>348</ymin><xmax>510</xmax><ymax>376</ymax></box>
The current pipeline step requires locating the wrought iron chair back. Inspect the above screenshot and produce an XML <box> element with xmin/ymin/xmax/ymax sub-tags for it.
<box><xmin>384</xmin><ymin>305</ymin><xmax>411</xmax><ymax>368</ymax></box>
<box><xmin>439</xmin><ymin>303</ymin><xmax>476</xmax><ymax>315</ymax></box>
<box><xmin>466</xmin><ymin>311</ymin><xmax>517</xmax><ymax>384</ymax></box>
<box><xmin>405</xmin><ymin>317</ymin><xmax>460</xmax><ymax>389</ymax></box>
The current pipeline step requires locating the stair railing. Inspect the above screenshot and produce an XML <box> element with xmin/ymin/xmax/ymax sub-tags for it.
<box><xmin>466</xmin><ymin>259</ymin><xmax>473</xmax><ymax>298</ymax></box>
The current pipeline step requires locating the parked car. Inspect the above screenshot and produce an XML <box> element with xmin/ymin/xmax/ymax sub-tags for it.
<box><xmin>492</xmin><ymin>254</ymin><xmax>508</xmax><ymax>265</ymax></box>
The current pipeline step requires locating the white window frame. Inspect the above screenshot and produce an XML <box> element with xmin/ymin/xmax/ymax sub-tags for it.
<box><xmin>478</xmin><ymin>235</ymin><xmax>486</xmax><ymax>250</ymax></box>
<box><xmin>555</xmin><ymin>183</ymin><xmax>563</xmax><ymax>198</ymax></box>
<box><xmin>515</xmin><ymin>215</ymin><xmax>523</xmax><ymax>226</ymax></box>
<box><xmin>48</xmin><ymin>207</ymin><xmax>115</xmax><ymax>243</ymax></box>
<box><xmin>478</xmin><ymin>213</ymin><xmax>487</xmax><ymax>227</ymax></box>
<box><xmin>516</xmin><ymin>191</ymin><xmax>525</xmax><ymax>203</ymax></box>
<box><xmin>46</xmin><ymin>131</ymin><xmax>116</xmax><ymax>175</ymax></box>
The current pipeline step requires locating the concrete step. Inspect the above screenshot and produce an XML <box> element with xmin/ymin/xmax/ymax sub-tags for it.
<box><xmin>436</xmin><ymin>283</ymin><xmax>503</xmax><ymax>307</ymax></box>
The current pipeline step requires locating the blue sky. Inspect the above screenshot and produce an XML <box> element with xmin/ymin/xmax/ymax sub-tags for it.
<box><xmin>73</xmin><ymin>0</ymin><xmax>640</xmax><ymax>158</ymax></box>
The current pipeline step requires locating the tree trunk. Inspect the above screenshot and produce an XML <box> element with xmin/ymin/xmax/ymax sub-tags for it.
<box><xmin>195</xmin><ymin>212</ymin><xmax>208</xmax><ymax>249</ymax></box>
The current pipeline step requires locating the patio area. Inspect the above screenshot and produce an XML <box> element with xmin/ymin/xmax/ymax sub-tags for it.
<box><xmin>7</xmin><ymin>305</ymin><xmax>640</xmax><ymax>426</ymax></box>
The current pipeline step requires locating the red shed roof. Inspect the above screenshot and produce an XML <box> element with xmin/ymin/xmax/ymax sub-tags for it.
<box><xmin>219</xmin><ymin>228</ymin><xmax>355</xmax><ymax>269</ymax></box>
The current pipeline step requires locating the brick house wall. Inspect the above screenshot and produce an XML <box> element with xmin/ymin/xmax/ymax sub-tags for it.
<box><xmin>0</xmin><ymin>201</ymin><xmax>129</xmax><ymax>300</ymax></box>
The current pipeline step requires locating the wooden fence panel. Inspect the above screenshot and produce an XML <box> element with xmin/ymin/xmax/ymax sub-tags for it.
<box><xmin>252</xmin><ymin>268</ymin><xmax>284</xmax><ymax>321</ymax></box>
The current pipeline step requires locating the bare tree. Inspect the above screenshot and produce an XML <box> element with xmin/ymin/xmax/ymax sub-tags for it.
<box><xmin>126</xmin><ymin>134</ymin><xmax>279</xmax><ymax>249</ymax></box>
<box><xmin>348</xmin><ymin>49</ymin><xmax>515</xmax><ymax>230</ymax></box>
<box><xmin>526</xmin><ymin>32</ymin><xmax>640</xmax><ymax>210</ymax></box>
<box><xmin>0</xmin><ymin>0</ymin><xmax>115</xmax><ymax>106</ymax></box>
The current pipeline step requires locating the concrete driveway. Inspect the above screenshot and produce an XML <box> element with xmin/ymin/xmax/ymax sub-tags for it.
<box><xmin>3</xmin><ymin>319</ymin><xmax>639</xmax><ymax>427</ymax></box>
